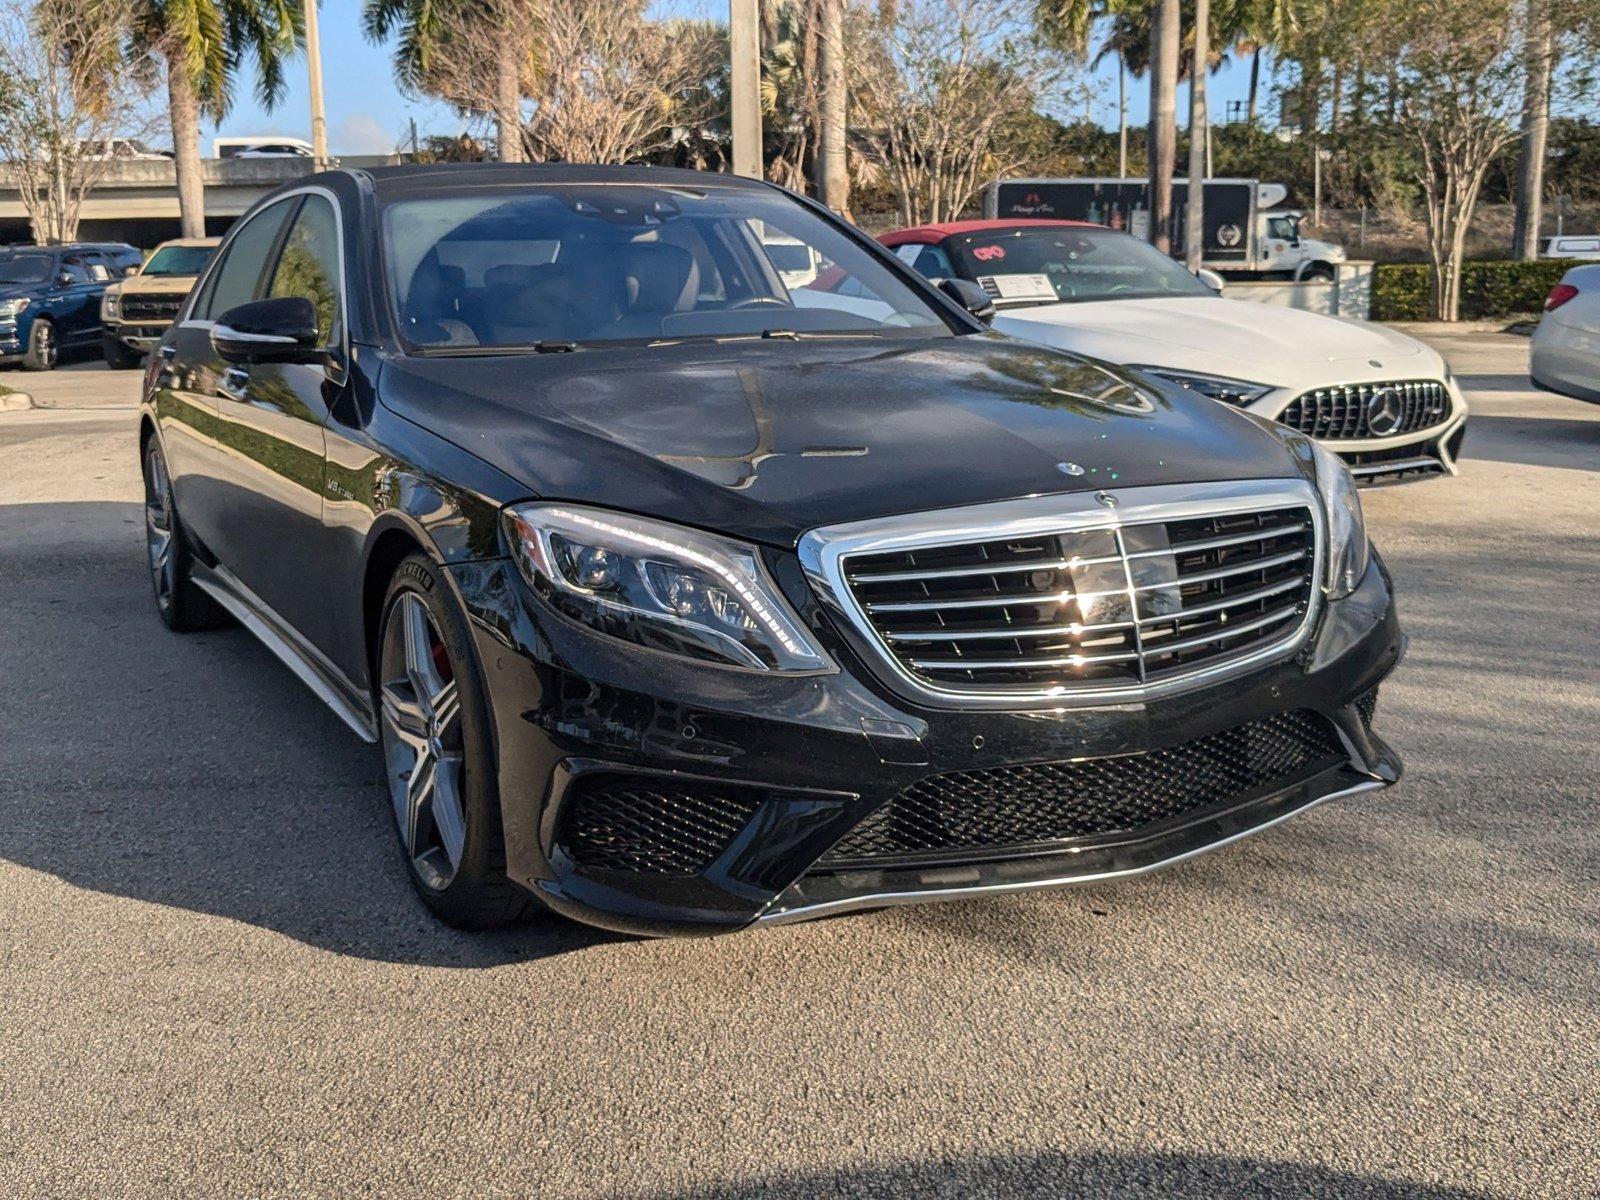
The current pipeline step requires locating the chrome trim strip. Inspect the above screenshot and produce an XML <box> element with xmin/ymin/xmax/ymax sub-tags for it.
<box><xmin>756</xmin><ymin>778</ymin><xmax>1386</xmax><ymax>926</ymax></box>
<box><xmin>193</xmin><ymin>563</ymin><xmax>378</xmax><ymax>742</ymax></box>
<box><xmin>1136</xmin><ymin>603</ymin><xmax>1302</xmax><ymax>658</ymax></box>
<box><xmin>798</xmin><ymin>479</ymin><xmax>1325</xmax><ymax>711</ymax></box>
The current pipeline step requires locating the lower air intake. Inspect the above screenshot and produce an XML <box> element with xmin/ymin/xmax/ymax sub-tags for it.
<box><xmin>559</xmin><ymin>773</ymin><xmax>767</xmax><ymax>875</ymax></box>
<box><xmin>820</xmin><ymin>710</ymin><xmax>1346</xmax><ymax>867</ymax></box>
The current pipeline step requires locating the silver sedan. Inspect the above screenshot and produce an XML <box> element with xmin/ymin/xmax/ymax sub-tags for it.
<box><xmin>1530</xmin><ymin>262</ymin><xmax>1600</xmax><ymax>404</ymax></box>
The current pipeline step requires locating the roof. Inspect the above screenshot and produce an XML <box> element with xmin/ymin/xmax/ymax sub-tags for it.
<box><xmin>351</xmin><ymin>162</ymin><xmax>771</xmax><ymax>194</ymax></box>
<box><xmin>879</xmin><ymin>218</ymin><xmax>1099</xmax><ymax>245</ymax></box>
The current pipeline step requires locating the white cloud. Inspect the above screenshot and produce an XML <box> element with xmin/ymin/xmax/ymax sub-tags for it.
<box><xmin>333</xmin><ymin>113</ymin><xmax>396</xmax><ymax>157</ymax></box>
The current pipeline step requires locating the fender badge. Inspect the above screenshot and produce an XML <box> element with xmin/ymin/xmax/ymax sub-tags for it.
<box><xmin>1057</xmin><ymin>461</ymin><xmax>1086</xmax><ymax>476</ymax></box>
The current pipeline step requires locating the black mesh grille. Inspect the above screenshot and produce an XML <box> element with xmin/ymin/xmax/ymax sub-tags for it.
<box><xmin>1356</xmin><ymin>687</ymin><xmax>1378</xmax><ymax>730</ymax></box>
<box><xmin>559</xmin><ymin>774</ymin><xmax>767</xmax><ymax>875</ymax></box>
<box><xmin>820</xmin><ymin>710</ymin><xmax>1345</xmax><ymax>866</ymax></box>
<box><xmin>119</xmin><ymin>295</ymin><xmax>184</xmax><ymax>323</ymax></box>
<box><xmin>1280</xmin><ymin>381</ymin><xmax>1449</xmax><ymax>440</ymax></box>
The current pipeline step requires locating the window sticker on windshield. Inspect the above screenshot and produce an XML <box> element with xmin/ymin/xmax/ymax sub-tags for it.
<box><xmin>980</xmin><ymin>273</ymin><xmax>1057</xmax><ymax>302</ymax></box>
<box><xmin>971</xmin><ymin>244</ymin><xmax>1006</xmax><ymax>262</ymax></box>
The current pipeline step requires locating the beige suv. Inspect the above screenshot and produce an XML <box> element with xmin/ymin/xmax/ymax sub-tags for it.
<box><xmin>101</xmin><ymin>237</ymin><xmax>219</xmax><ymax>368</ymax></box>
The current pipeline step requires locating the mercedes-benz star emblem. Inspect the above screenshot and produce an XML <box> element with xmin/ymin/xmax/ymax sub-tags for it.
<box><xmin>1365</xmin><ymin>387</ymin><xmax>1404</xmax><ymax>437</ymax></box>
<box><xmin>1057</xmin><ymin>461</ymin><xmax>1086</xmax><ymax>476</ymax></box>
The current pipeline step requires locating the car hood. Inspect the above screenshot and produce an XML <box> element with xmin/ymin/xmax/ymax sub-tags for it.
<box><xmin>378</xmin><ymin>334</ymin><xmax>1305</xmax><ymax>548</ymax></box>
<box><xmin>993</xmin><ymin>297</ymin><xmax>1434</xmax><ymax>388</ymax></box>
<box><xmin>108</xmin><ymin>275</ymin><xmax>196</xmax><ymax>297</ymax></box>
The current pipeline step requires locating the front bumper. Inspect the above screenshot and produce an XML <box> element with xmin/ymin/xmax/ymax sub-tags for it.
<box><xmin>104</xmin><ymin>322</ymin><xmax>168</xmax><ymax>352</ymax></box>
<box><xmin>452</xmin><ymin>543</ymin><xmax>1405</xmax><ymax>937</ymax></box>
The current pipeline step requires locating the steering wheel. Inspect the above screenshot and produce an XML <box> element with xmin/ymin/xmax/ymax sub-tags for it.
<box><xmin>728</xmin><ymin>295</ymin><xmax>791</xmax><ymax>310</ymax></box>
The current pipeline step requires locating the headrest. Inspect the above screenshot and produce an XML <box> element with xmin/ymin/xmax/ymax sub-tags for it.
<box><xmin>622</xmin><ymin>243</ymin><xmax>698</xmax><ymax>316</ymax></box>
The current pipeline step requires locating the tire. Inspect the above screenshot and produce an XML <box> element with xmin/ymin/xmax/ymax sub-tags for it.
<box><xmin>141</xmin><ymin>438</ymin><xmax>231</xmax><ymax>632</ymax></box>
<box><xmin>22</xmin><ymin>318</ymin><xmax>57</xmax><ymax>371</ymax></box>
<box><xmin>376</xmin><ymin>553</ymin><xmax>534</xmax><ymax>928</ymax></box>
<box><xmin>103</xmin><ymin>335</ymin><xmax>142</xmax><ymax>370</ymax></box>
<box><xmin>1302</xmin><ymin>264</ymin><xmax>1336</xmax><ymax>283</ymax></box>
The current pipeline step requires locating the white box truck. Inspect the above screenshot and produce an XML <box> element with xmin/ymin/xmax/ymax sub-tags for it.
<box><xmin>984</xmin><ymin>178</ymin><xmax>1348</xmax><ymax>282</ymax></box>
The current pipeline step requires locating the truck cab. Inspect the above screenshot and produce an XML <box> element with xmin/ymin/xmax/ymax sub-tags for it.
<box><xmin>0</xmin><ymin>243</ymin><xmax>142</xmax><ymax>371</ymax></box>
<box><xmin>1256</xmin><ymin>210</ymin><xmax>1346</xmax><ymax>281</ymax></box>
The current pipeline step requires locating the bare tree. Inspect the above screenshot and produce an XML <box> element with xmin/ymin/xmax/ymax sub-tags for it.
<box><xmin>1389</xmin><ymin>0</ymin><xmax>1523</xmax><ymax>319</ymax></box>
<box><xmin>0</xmin><ymin>0</ymin><xmax>157</xmax><ymax>244</ymax></box>
<box><xmin>855</xmin><ymin>0</ymin><xmax>1066</xmax><ymax>225</ymax></box>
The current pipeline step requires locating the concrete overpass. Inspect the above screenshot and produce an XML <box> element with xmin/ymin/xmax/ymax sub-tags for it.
<box><xmin>0</xmin><ymin>155</ymin><xmax>400</xmax><ymax>247</ymax></box>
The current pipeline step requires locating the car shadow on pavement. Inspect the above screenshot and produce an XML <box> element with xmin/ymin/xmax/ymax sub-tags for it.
<box><xmin>0</xmin><ymin>501</ymin><xmax>619</xmax><ymax>967</ymax></box>
<box><xmin>612</xmin><ymin>1149</ymin><xmax>1494</xmax><ymax>1199</ymax></box>
<box><xmin>1461</xmin><ymin>412</ymin><xmax>1600</xmax><ymax>472</ymax></box>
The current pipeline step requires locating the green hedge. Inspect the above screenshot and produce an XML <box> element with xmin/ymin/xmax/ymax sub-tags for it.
<box><xmin>1372</xmin><ymin>259</ymin><xmax>1577</xmax><ymax>321</ymax></box>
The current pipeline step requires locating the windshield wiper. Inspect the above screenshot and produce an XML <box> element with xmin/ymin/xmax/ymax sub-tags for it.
<box><xmin>414</xmin><ymin>340</ymin><xmax>580</xmax><ymax>357</ymax></box>
<box><xmin>648</xmin><ymin>328</ymin><xmax>887</xmax><ymax>347</ymax></box>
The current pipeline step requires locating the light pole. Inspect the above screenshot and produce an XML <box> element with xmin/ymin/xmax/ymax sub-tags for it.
<box><xmin>729</xmin><ymin>0</ymin><xmax>762</xmax><ymax>179</ymax></box>
<box><xmin>304</xmin><ymin>0</ymin><xmax>328</xmax><ymax>169</ymax></box>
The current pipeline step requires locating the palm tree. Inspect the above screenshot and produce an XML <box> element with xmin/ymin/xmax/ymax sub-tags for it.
<box><xmin>815</xmin><ymin>0</ymin><xmax>847</xmax><ymax>210</ymax></box>
<box><xmin>1185</xmin><ymin>0</ymin><xmax>1209</xmax><ymax>270</ymax></box>
<box><xmin>128</xmin><ymin>0</ymin><xmax>301</xmax><ymax>239</ymax></box>
<box><xmin>1035</xmin><ymin>0</ymin><xmax>1180</xmax><ymax>249</ymax></box>
<box><xmin>363</xmin><ymin>0</ymin><xmax>529</xmax><ymax>163</ymax></box>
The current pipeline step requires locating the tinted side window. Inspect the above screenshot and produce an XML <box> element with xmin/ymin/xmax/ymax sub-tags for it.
<box><xmin>199</xmin><ymin>197</ymin><xmax>298</xmax><ymax>320</ymax></box>
<box><xmin>58</xmin><ymin>256</ymin><xmax>92</xmax><ymax>285</ymax></box>
<box><xmin>266</xmin><ymin>195</ymin><xmax>341</xmax><ymax>344</ymax></box>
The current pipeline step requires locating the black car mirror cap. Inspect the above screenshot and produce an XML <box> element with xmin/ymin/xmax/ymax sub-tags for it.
<box><xmin>211</xmin><ymin>296</ymin><xmax>326</xmax><ymax>365</ymax></box>
<box><xmin>937</xmin><ymin>277</ymin><xmax>997</xmax><ymax>324</ymax></box>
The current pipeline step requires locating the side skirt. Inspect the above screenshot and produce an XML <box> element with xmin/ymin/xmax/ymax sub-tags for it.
<box><xmin>193</xmin><ymin>562</ymin><xmax>378</xmax><ymax>743</ymax></box>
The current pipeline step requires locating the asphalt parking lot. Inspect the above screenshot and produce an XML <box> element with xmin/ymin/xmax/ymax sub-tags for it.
<box><xmin>1</xmin><ymin>332</ymin><xmax>1595</xmax><ymax>1198</ymax></box>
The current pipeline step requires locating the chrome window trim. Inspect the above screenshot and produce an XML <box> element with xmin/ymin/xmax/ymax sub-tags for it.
<box><xmin>798</xmin><ymin>478</ymin><xmax>1326</xmax><ymax>711</ymax></box>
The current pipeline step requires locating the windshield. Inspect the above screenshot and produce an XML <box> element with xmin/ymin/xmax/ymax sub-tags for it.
<box><xmin>947</xmin><ymin>226</ymin><xmax>1211</xmax><ymax>307</ymax></box>
<box><xmin>141</xmin><ymin>244</ymin><xmax>216</xmax><ymax>277</ymax></box>
<box><xmin>381</xmin><ymin>185</ymin><xmax>952</xmax><ymax>349</ymax></box>
<box><xmin>0</xmin><ymin>254</ymin><xmax>52</xmax><ymax>284</ymax></box>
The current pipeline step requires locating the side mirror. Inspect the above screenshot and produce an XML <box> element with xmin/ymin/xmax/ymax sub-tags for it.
<box><xmin>938</xmin><ymin>277</ymin><xmax>997</xmax><ymax>323</ymax></box>
<box><xmin>1195</xmin><ymin>268</ymin><xmax>1226</xmax><ymax>294</ymax></box>
<box><xmin>211</xmin><ymin>296</ymin><xmax>324</xmax><ymax>364</ymax></box>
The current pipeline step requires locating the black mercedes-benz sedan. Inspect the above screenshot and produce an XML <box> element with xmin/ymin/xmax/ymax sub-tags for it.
<box><xmin>139</xmin><ymin>164</ymin><xmax>1402</xmax><ymax>935</ymax></box>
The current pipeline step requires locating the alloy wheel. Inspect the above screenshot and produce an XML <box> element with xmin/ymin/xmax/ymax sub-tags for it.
<box><xmin>143</xmin><ymin>446</ymin><xmax>175</xmax><ymax>610</ymax></box>
<box><xmin>37</xmin><ymin>322</ymin><xmax>56</xmax><ymax>368</ymax></box>
<box><xmin>379</xmin><ymin>592</ymin><xmax>467</xmax><ymax>891</ymax></box>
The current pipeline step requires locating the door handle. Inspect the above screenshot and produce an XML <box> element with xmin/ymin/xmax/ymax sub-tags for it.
<box><xmin>217</xmin><ymin>365</ymin><xmax>250</xmax><ymax>402</ymax></box>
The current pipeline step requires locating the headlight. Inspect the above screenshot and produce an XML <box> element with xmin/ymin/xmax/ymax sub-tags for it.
<box><xmin>503</xmin><ymin>503</ymin><xmax>833</xmax><ymax>673</ymax></box>
<box><xmin>1309</xmin><ymin>439</ymin><xmax>1369</xmax><ymax>598</ymax></box>
<box><xmin>102</xmin><ymin>292</ymin><xmax>120</xmax><ymax>320</ymax></box>
<box><xmin>0</xmin><ymin>297</ymin><xmax>29</xmax><ymax>319</ymax></box>
<box><xmin>1136</xmin><ymin>367</ymin><xmax>1274</xmax><ymax>407</ymax></box>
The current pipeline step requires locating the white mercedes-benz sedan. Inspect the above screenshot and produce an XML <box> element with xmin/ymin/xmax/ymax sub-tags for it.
<box><xmin>869</xmin><ymin>219</ymin><xmax>1470</xmax><ymax>485</ymax></box>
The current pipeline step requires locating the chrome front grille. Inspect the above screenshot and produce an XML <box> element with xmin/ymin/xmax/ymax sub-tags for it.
<box><xmin>1280</xmin><ymin>380</ymin><xmax>1449</xmax><ymax>440</ymax></box>
<box><xmin>805</xmin><ymin>485</ymin><xmax>1324</xmax><ymax>704</ymax></box>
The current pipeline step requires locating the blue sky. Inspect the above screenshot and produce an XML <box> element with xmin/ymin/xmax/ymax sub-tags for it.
<box><xmin>213</xmin><ymin>0</ymin><xmax>1267</xmax><ymax>155</ymax></box>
